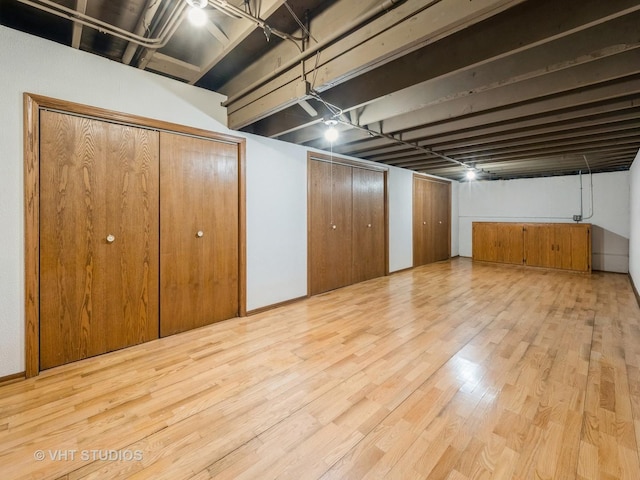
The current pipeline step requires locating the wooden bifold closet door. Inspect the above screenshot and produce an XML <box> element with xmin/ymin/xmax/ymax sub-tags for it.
<box><xmin>413</xmin><ymin>176</ymin><xmax>451</xmax><ymax>267</ymax></box>
<box><xmin>308</xmin><ymin>158</ymin><xmax>386</xmax><ymax>295</ymax></box>
<box><xmin>39</xmin><ymin>111</ymin><xmax>159</xmax><ymax>370</ymax></box>
<box><xmin>159</xmin><ymin>132</ymin><xmax>239</xmax><ymax>337</ymax></box>
<box><xmin>308</xmin><ymin>160</ymin><xmax>353</xmax><ymax>295</ymax></box>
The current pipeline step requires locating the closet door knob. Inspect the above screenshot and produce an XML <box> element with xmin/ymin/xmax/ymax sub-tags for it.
<box><xmin>196</xmin><ymin>230</ymin><xmax>204</xmax><ymax>238</ymax></box>
<box><xmin>106</xmin><ymin>234</ymin><xmax>115</xmax><ymax>244</ymax></box>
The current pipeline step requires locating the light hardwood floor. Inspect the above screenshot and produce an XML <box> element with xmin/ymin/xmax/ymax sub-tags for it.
<box><xmin>2</xmin><ymin>258</ymin><xmax>640</xmax><ymax>479</ymax></box>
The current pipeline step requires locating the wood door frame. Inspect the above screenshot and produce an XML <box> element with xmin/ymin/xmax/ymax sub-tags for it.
<box><xmin>412</xmin><ymin>174</ymin><xmax>452</xmax><ymax>266</ymax></box>
<box><xmin>24</xmin><ymin>93</ymin><xmax>247</xmax><ymax>378</ymax></box>
<box><xmin>307</xmin><ymin>152</ymin><xmax>390</xmax><ymax>297</ymax></box>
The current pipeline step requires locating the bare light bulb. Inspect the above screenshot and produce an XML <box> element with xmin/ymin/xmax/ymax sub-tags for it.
<box><xmin>466</xmin><ymin>169</ymin><xmax>476</xmax><ymax>181</ymax></box>
<box><xmin>186</xmin><ymin>0</ymin><xmax>207</xmax><ymax>7</ymax></box>
<box><xmin>325</xmin><ymin>126</ymin><xmax>339</xmax><ymax>143</ymax></box>
<box><xmin>188</xmin><ymin>7</ymin><xmax>208</xmax><ymax>26</ymax></box>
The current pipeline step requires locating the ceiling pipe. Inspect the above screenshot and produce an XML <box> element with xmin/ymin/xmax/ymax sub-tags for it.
<box><xmin>17</xmin><ymin>0</ymin><xmax>186</xmax><ymax>49</ymax></box>
<box><xmin>122</xmin><ymin>0</ymin><xmax>165</xmax><ymax>65</ymax></box>
<box><xmin>221</xmin><ymin>0</ymin><xmax>434</xmax><ymax>107</ymax></box>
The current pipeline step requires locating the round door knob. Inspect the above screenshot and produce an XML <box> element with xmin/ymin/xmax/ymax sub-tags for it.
<box><xmin>196</xmin><ymin>230</ymin><xmax>204</xmax><ymax>238</ymax></box>
<box><xmin>106</xmin><ymin>234</ymin><xmax>115</xmax><ymax>244</ymax></box>
<box><xmin>439</xmin><ymin>221</ymin><xmax>442</xmax><ymax>224</ymax></box>
<box><xmin>332</xmin><ymin>225</ymin><xmax>337</xmax><ymax>230</ymax></box>
<box><xmin>423</xmin><ymin>221</ymin><xmax>426</xmax><ymax>225</ymax></box>
<box><xmin>367</xmin><ymin>224</ymin><xmax>372</xmax><ymax>228</ymax></box>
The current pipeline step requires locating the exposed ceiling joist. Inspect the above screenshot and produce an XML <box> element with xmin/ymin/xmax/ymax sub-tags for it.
<box><xmin>3</xmin><ymin>0</ymin><xmax>639</xmax><ymax>180</ymax></box>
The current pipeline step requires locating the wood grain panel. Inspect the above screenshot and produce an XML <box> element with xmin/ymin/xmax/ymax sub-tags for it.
<box><xmin>160</xmin><ymin>132</ymin><xmax>239</xmax><ymax>337</ymax></box>
<box><xmin>24</xmin><ymin>93</ymin><xmax>247</xmax><ymax>377</ymax></box>
<box><xmin>556</xmin><ymin>224</ymin><xmax>591</xmax><ymax>272</ymax></box>
<box><xmin>308</xmin><ymin>159</ymin><xmax>353</xmax><ymax>295</ymax></box>
<box><xmin>524</xmin><ymin>223</ymin><xmax>555</xmax><ymax>268</ymax></box>
<box><xmin>413</xmin><ymin>176</ymin><xmax>451</xmax><ymax>267</ymax></box>
<box><xmin>39</xmin><ymin>111</ymin><xmax>159</xmax><ymax>370</ymax></box>
<box><xmin>352</xmin><ymin>168</ymin><xmax>385</xmax><ymax>284</ymax></box>
<box><xmin>432</xmin><ymin>179</ymin><xmax>451</xmax><ymax>262</ymax></box>
<box><xmin>472</xmin><ymin>223</ymin><xmax>498</xmax><ymax>262</ymax></box>
<box><xmin>497</xmin><ymin>223</ymin><xmax>525</xmax><ymax>265</ymax></box>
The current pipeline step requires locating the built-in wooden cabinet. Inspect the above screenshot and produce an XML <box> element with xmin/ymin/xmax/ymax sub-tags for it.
<box><xmin>308</xmin><ymin>154</ymin><xmax>387</xmax><ymax>296</ymax></box>
<box><xmin>472</xmin><ymin>222</ymin><xmax>591</xmax><ymax>272</ymax></box>
<box><xmin>523</xmin><ymin>223</ymin><xmax>591</xmax><ymax>272</ymax></box>
<box><xmin>472</xmin><ymin>223</ymin><xmax>524</xmax><ymax>265</ymax></box>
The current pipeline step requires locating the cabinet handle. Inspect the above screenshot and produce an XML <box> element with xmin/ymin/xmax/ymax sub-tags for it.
<box><xmin>332</xmin><ymin>225</ymin><xmax>337</xmax><ymax>230</ymax></box>
<box><xmin>196</xmin><ymin>230</ymin><xmax>204</xmax><ymax>238</ymax></box>
<box><xmin>367</xmin><ymin>224</ymin><xmax>372</xmax><ymax>228</ymax></box>
<box><xmin>423</xmin><ymin>221</ymin><xmax>426</xmax><ymax>225</ymax></box>
<box><xmin>106</xmin><ymin>234</ymin><xmax>115</xmax><ymax>244</ymax></box>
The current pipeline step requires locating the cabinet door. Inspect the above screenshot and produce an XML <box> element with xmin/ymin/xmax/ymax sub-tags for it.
<box><xmin>497</xmin><ymin>224</ymin><xmax>524</xmax><ymax>265</ymax></box>
<box><xmin>473</xmin><ymin>223</ymin><xmax>498</xmax><ymax>262</ymax></box>
<box><xmin>160</xmin><ymin>132</ymin><xmax>239</xmax><ymax>337</ymax></box>
<box><xmin>352</xmin><ymin>168</ymin><xmax>385</xmax><ymax>283</ymax></box>
<box><xmin>40</xmin><ymin>111</ymin><xmax>159</xmax><ymax>370</ymax></box>
<box><xmin>524</xmin><ymin>224</ymin><xmax>554</xmax><ymax>268</ymax></box>
<box><xmin>309</xmin><ymin>160</ymin><xmax>353</xmax><ymax>295</ymax></box>
<box><xmin>555</xmin><ymin>224</ymin><xmax>591</xmax><ymax>272</ymax></box>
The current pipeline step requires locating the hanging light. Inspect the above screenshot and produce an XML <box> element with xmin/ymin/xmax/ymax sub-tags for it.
<box><xmin>466</xmin><ymin>169</ymin><xmax>477</xmax><ymax>181</ymax></box>
<box><xmin>324</xmin><ymin>119</ymin><xmax>339</xmax><ymax>143</ymax></box>
<box><xmin>187</xmin><ymin>0</ymin><xmax>208</xmax><ymax>26</ymax></box>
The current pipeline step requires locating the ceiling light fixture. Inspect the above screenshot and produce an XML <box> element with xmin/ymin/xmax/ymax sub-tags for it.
<box><xmin>324</xmin><ymin>120</ymin><xmax>339</xmax><ymax>143</ymax></box>
<box><xmin>187</xmin><ymin>0</ymin><xmax>208</xmax><ymax>27</ymax></box>
<box><xmin>188</xmin><ymin>7</ymin><xmax>208</xmax><ymax>26</ymax></box>
<box><xmin>466</xmin><ymin>169</ymin><xmax>477</xmax><ymax>181</ymax></box>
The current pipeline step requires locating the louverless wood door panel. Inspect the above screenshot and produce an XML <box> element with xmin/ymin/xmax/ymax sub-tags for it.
<box><xmin>432</xmin><ymin>180</ymin><xmax>451</xmax><ymax>263</ymax></box>
<box><xmin>413</xmin><ymin>176</ymin><xmax>451</xmax><ymax>267</ymax></box>
<box><xmin>39</xmin><ymin>111</ymin><xmax>159</xmax><ymax>370</ymax></box>
<box><xmin>524</xmin><ymin>224</ymin><xmax>555</xmax><ymax>268</ymax></box>
<box><xmin>309</xmin><ymin>160</ymin><xmax>353</xmax><ymax>295</ymax></box>
<box><xmin>497</xmin><ymin>223</ymin><xmax>525</xmax><ymax>265</ymax></box>
<box><xmin>554</xmin><ymin>224</ymin><xmax>591</xmax><ymax>272</ymax></box>
<box><xmin>160</xmin><ymin>132</ymin><xmax>239</xmax><ymax>337</ymax></box>
<box><xmin>352</xmin><ymin>168</ymin><xmax>385</xmax><ymax>284</ymax></box>
<box><xmin>472</xmin><ymin>223</ymin><xmax>499</xmax><ymax>262</ymax></box>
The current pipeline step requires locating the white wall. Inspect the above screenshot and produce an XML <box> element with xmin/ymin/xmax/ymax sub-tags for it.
<box><xmin>1</xmin><ymin>26</ymin><xmax>454</xmax><ymax>377</ymax></box>
<box><xmin>630</xmin><ymin>151</ymin><xmax>640</xmax><ymax>288</ymax></box>
<box><xmin>458</xmin><ymin>171</ymin><xmax>630</xmax><ymax>272</ymax></box>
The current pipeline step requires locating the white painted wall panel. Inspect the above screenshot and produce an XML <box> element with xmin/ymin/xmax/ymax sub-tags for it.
<box><xmin>630</xmin><ymin>151</ymin><xmax>640</xmax><ymax>288</ymax></box>
<box><xmin>388</xmin><ymin>167</ymin><xmax>414</xmax><ymax>271</ymax></box>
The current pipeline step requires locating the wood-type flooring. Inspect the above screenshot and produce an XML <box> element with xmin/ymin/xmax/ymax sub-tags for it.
<box><xmin>1</xmin><ymin>258</ymin><xmax>640</xmax><ymax>479</ymax></box>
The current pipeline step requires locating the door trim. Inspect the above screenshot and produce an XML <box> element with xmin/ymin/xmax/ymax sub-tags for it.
<box><xmin>24</xmin><ymin>93</ymin><xmax>247</xmax><ymax>377</ymax></box>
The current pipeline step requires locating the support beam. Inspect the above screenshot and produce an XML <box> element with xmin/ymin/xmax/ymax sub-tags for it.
<box><xmin>71</xmin><ymin>0</ymin><xmax>87</xmax><ymax>49</ymax></box>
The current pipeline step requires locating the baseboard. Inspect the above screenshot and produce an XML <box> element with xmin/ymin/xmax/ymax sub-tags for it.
<box><xmin>246</xmin><ymin>295</ymin><xmax>308</xmax><ymax>316</ymax></box>
<box><xmin>630</xmin><ymin>274</ymin><xmax>640</xmax><ymax>309</ymax></box>
<box><xmin>389</xmin><ymin>266</ymin><xmax>414</xmax><ymax>275</ymax></box>
<box><xmin>0</xmin><ymin>371</ymin><xmax>26</xmax><ymax>387</ymax></box>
